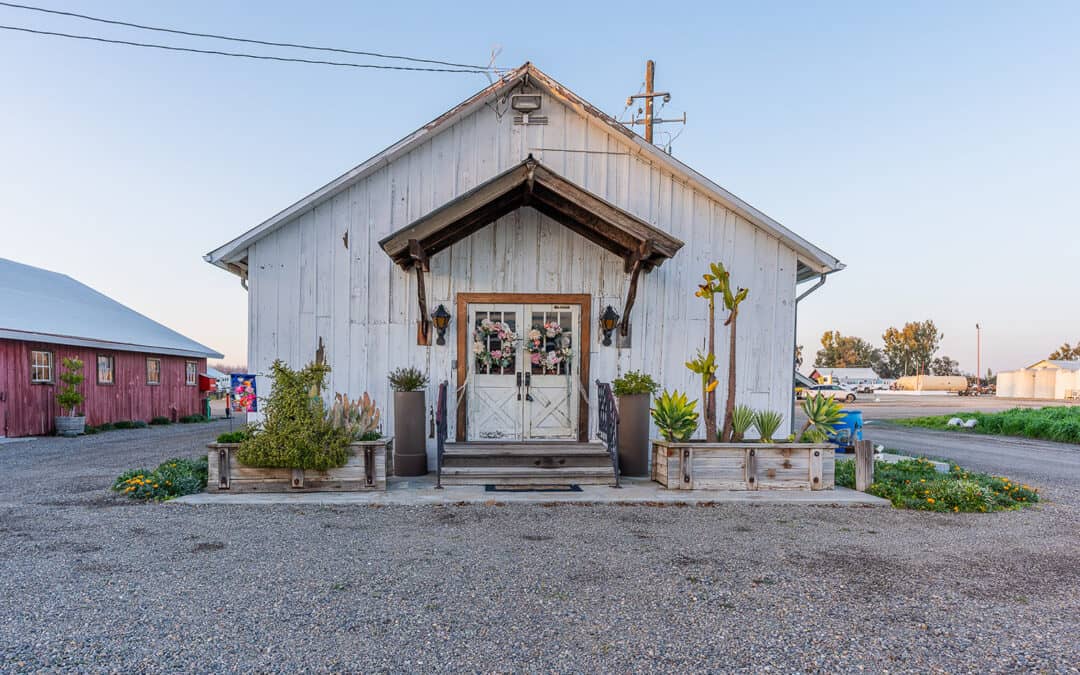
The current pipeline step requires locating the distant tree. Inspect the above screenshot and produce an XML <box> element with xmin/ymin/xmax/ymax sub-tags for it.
<box><xmin>882</xmin><ymin>320</ymin><xmax>943</xmax><ymax>377</ymax></box>
<box><xmin>814</xmin><ymin>331</ymin><xmax>881</xmax><ymax>369</ymax></box>
<box><xmin>211</xmin><ymin>362</ymin><xmax>248</xmax><ymax>374</ymax></box>
<box><xmin>1048</xmin><ymin>342</ymin><xmax>1080</xmax><ymax>361</ymax></box>
<box><xmin>929</xmin><ymin>356</ymin><xmax>961</xmax><ymax>376</ymax></box>
<box><xmin>795</xmin><ymin>344</ymin><xmax>804</xmax><ymax>369</ymax></box>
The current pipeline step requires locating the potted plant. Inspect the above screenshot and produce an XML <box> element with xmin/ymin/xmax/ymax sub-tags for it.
<box><xmin>55</xmin><ymin>357</ymin><xmax>86</xmax><ymax>437</ymax></box>
<box><xmin>389</xmin><ymin>366</ymin><xmax>429</xmax><ymax>476</ymax></box>
<box><xmin>611</xmin><ymin>370</ymin><xmax>659</xmax><ymax>476</ymax></box>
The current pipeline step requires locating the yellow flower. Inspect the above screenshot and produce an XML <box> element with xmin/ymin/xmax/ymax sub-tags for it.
<box><xmin>919</xmin><ymin>479</ymin><xmax>926</xmax><ymax>483</ymax></box>
<box><xmin>953</xmin><ymin>506</ymin><xmax>959</xmax><ymax>512</ymax></box>
<box><xmin>926</xmin><ymin>498</ymin><xmax>935</xmax><ymax>504</ymax></box>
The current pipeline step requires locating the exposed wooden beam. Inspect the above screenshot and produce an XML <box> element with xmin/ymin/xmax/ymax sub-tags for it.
<box><xmin>408</xmin><ymin>239</ymin><xmax>432</xmax><ymax>345</ymax></box>
<box><xmin>620</xmin><ymin>240</ymin><xmax>653</xmax><ymax>337</ymax></box>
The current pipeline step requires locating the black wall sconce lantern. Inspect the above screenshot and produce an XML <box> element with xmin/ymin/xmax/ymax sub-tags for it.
<box><xmin>431</xmin><ymin>304</ymin><xmax>451</xmax><ymax>345</ymax></box>
<box><xmin>600</xmin><ymin>305</ymin><xmax>620</xmax><ymax>346</ymax></box>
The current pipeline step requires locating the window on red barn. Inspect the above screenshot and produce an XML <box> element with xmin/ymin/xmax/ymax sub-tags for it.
<box><xmin>97</xmin><ymin>355</ymin><xmax>115</xmax><ymax>385</ymax></box>
<box><xmin>31</xmin><ymin>350</ymin><xmax>54</xmax><ymax>383</ymax></box>
<box><xmin>146</xmin><ymin>358</ymin><xmax>161</xmax><ymax>385</ymax></box>
<box><xmin>186</xmin><ymin>361</ymin><xmax>197</xmax><ymax>386</ymax></box>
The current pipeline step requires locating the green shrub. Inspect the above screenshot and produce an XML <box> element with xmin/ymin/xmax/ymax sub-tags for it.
<box><xmin>836</xmin><ymin>457</ymin><xmax>1039</xmax><ymax>512</ymax></box>
<box><xmin>729</xmin><ymin>405</ymin><xmax>756</xmax><ymax>442</ymax></box>
<box><xmin>55</xmin><ymin>357</ymin><xmax>86</xmax><ymax>416</ymax></box>
<box><xmin>895</xmin><ymin>406</ymin><xmax>1080</xmax><ymax>444</ymax></box>
<box><xmin>149</xmin><ymin>416</ymin><xmax>172</xmax><ymax>425</ymax></box>
<box><xmin>358</xmin><ymin>430</ymin><xmax>381</xmax><ymax>442</ymax></box>
<box><xmin>112</xmin><ymin>456</ymin><xmax>208</xmax><ymax>501</ymax></box>
<box><xmin>612</xmin><ymin>371</ymin><xmax>659</xmax><ymax>397</ymax></box>
<box><xmin>113</xmin><ymin>420</ymin><xmax>136</xmax><ymax>430</ymax></box>
<box><xmin>179</xmin><ymin>414</ymin><xmax>209</xmax><ymax>424</ymax></box>
<box><xmin>132</xmin><ymin>420</ymin><xmax>148</xmax><ymax>429</ymax></box>
<box><xmin>237</xmin><ymin>360</ymin><xmax>351</xmax><ymax>471</ymax></box>
<box><xmin>388</xmin><ymin>366</ymin><xmax>428</xmax><ymax>392</ymax></box>
<box><xmin>216</xmin><ymin>429</ymin><xmax>252</xmax><ymax>444</ymax></box>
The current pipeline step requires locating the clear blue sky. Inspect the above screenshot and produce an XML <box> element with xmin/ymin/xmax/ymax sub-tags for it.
<box><xmin>2</xmin><ymin>1</ymin><xmax>1076</xmax><ymax>372</ymax></box>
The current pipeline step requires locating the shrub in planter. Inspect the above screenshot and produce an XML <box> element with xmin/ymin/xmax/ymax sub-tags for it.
<box><xmin>730</xmin><ymin>405</ymin><xmax>755</xmax><ymax>442</ymax></box>
<box><xmin>389</xmin><ymin>366</ymin><xmax>428</xmax><ymax>476</ymax></box>
<box><xmin>216</xmin><ymin>429</ymin><xmax>252</xmax><ymax>444</ymax></box>
<box><xmin>112</xmin><ymin>456</ymin><xmax>208</xmax><ymax>501</ymax></box>
<box><xmin>54</xmin><ymin>357</ymin><xmax>86</xmax><ymax>436</ymax></box>
<box><xmin>611</xmin><ymin>371</ymin><xmax>659</xmax><ymax>397</ymax></box>
<box><xmin>798</xmin><ymin>393</ymin><xmax>845</xmax><ymax>442</ymax></box>
<box><xmin>237</xmin><ymin>360</ymin><xmax>353</xmax><ymax>471</ymax></box>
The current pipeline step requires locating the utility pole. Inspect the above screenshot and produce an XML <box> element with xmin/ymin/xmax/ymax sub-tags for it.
<box><xmin>622</xmin><ymin>59</ymin><xmax>685</xmax><ymax>149</ymax></box>
<box><xmin>976</xmin><ymin>323</ymin><xmax>981</xmax><ymax>387</ymax></box>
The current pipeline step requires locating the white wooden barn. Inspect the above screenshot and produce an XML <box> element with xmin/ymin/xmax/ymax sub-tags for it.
<box><xmin>205</xmin><ymin>63</ymin><xmax>842</xmax><ymax>465</ymax></box>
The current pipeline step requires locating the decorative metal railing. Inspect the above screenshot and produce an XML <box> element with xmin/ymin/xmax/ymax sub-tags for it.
<box><xmin>435</xmin><ymin>380</ymin><xmax>448</xmax><ymax>489</ymax></box>
<box><xmin>595</xmin><ymin>380</ymin><xmax>620</xmax><ymax>488</ymax></box>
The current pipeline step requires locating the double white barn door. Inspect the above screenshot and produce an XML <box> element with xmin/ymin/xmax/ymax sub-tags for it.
<box><xmin>466</xmin><ymin>303</ymin><xmax>581</xmax><ymax>441</ymax></box>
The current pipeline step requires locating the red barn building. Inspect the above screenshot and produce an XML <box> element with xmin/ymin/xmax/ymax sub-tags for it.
<box><xmin>0</xmin><ymin>258</ymin><xmax>223</xmax><ymax>437</ymax></box>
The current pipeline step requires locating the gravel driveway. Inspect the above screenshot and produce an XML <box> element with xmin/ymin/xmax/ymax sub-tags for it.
<box><xmin>1</xmin><ymin>423</ymin><xmax>1078</xmax><ymax>672</ymax></box>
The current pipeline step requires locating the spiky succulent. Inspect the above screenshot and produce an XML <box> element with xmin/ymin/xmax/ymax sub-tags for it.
<box><xmin>799</xmin><ymin>393</ymin><xmax>845</xmax><ymax>442</ymax></box>
<box><xmin>730</xmin><ymin>404</ymin><xmax>756</xmax><ymax>442</ymax></box>
<box><xmin>753</xmin><ymin>410</ymin><xmax>784</xmax><ymax>443</ymax></box>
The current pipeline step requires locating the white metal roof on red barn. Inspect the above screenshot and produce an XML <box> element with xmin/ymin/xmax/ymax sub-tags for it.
<box><xmin>0</xmin><ymin>258</ymin><xmax>223</xmax><ymax>359</ymax></box>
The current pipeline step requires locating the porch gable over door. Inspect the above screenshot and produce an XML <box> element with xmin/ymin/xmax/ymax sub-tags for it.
<box><xmin>378</xmin><ymin>155</ymin><xmax>684</xmax><ymax>273</ymax></box>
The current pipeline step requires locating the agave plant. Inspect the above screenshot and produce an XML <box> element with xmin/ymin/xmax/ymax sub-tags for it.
<box><xmin>730</xmin><ymin>404</ymin><xmax>756</xmax><ymax>442</ymax></box>
<box><xmin>651</xmin><ymin>390</ymin><xmax>700</xmax><ymax>442</ymax></box>
<box><xmin>753</xmin><ymin>410</ymin><xmax>784</xmax><ymax>443</ymax></box>
<box><xmin>799</xmin><ymin>392</ymin><xmax>845</xmax><ymax>442</ymax></box>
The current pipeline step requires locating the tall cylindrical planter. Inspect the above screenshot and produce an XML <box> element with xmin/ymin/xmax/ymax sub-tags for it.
<box><xmin>616</xmin><ymin>394</ymin><xmax>651</xmax><ymax>476</ymax></box>
<box><xmin>393</xmin><ymin>391</ymin><xmax>427</xmax><ymax>476</ymax></box>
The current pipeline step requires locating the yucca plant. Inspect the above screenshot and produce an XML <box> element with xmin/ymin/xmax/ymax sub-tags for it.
<box><xmin>753</xmin><ymin>410</ymin><xmax>784</xmax><ymax>443</ymax></box>
<box><xmin>799</xmin><ymin>393</ymin><xmax>845</xmax><ymax>442</ymax></box>
<box><xmin>730</xmin><ymin>404</ymin><xmax>755</xmax><ymax>442</ymax></box>
<box><xmin>651</xmin><ymin>390</ymin><xmax>700</xmax><ymax>442</ymax></box>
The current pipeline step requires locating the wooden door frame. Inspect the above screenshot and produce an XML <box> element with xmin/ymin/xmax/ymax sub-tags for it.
<box><xmin>456</xmin><ymin>293</ymin><xmax>591</xmax><ymax>442</ymax></box>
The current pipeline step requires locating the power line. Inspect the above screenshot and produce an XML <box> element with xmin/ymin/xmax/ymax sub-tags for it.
<box><xmin>0</xmin><ymin>24</ymin><xmax>488</xmax><ymax>73</ymax></box>
<box><xmin>0</xmin><ymin>1</ymin><xmax>493</xmax><ymax>71</ymax></box>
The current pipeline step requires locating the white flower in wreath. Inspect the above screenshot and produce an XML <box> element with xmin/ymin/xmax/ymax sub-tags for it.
<box><xmin>472</xmin><ymin>341</ymin><xmax>485</xmax><ymax>355</ymax></box>
<box><xmin>544</xmin><ymin>321</ymin><xmax>562</xmax><ymax>338</ymax></box>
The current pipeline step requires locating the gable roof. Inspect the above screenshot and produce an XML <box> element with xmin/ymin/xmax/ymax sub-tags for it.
<box><xmin>205</xmin><ymin>63</ymin><xmax>842</xmax><ymax>281</ymax></box>
<box><xmin>379</xmin><ymin>156</ymin><xmax>683</xmax><ymax>270</ymax></box>
<box><xmin>0</xmin><ymin>258</ymin><xmax>223</xmax><ymax>359</ymax></box>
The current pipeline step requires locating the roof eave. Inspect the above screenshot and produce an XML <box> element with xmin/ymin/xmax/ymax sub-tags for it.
<box><xmin>0</xmin><ymin>328</ymin><xmax>223</xmax><ymax>359</ymax></box>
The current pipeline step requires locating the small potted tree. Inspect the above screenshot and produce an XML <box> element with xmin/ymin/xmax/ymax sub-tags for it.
<box><xmin>389</xmin><ymin>366</ymin><xmax>429</xmax><ymax>476</ymax></box>
<box><xmin>611</xmin><ymin>370</ymin><xmax>659</xmax><ymax>476</ymax></box>
<box><xmin>55</xmin><ymin>357</ymin><xmax>86</xmax><ymax>437</ymax></box>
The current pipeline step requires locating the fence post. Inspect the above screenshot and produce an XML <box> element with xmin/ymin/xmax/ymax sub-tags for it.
<box><xmin>855</xmin><ymin>439</ymin><xmax>874</xmax><ymax>491</ymax></box>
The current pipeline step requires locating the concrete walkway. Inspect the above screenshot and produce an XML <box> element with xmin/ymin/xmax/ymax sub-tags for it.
<box><xmin>174</xmin><ymin>475</ymin><xmax>889</xmax><ymax>507</ymax></box>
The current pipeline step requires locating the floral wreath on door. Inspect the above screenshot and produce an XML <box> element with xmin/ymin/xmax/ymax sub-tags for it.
<box><xmin>525</xmin><ymin>321</ymin><xmax>573</xmax><ymax>372</ymax></box>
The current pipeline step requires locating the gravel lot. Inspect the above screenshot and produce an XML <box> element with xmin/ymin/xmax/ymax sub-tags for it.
<box><xmin>1</xmin><ymin>422</ymin><xmax>1078</xmax><ymax>672</ymax></box>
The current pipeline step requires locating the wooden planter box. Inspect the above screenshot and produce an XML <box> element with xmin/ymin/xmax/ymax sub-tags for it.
<box><xmin>651</xmin><ymin>440</ymin><xmax>834</xmax><ymax>491</ymax></box>
<box><xmin>206</xmin><ymin>438</ymin><xmax>393</xmax><ymax>493</ymax></box>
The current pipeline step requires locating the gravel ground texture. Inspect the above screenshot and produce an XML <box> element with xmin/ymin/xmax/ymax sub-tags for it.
<box><xmin>1</xmin><ymin>421</ymin><xmax>1078</xmax><ymax>673</ymax></box>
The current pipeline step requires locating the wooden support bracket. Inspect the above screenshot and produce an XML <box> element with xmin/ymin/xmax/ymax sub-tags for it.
<box><xmin>408</xmin><ymin>239</ymin><xmax>432</xmax><ymax>345</ymax></box>
<box><xmin>619</xmin><ymin>239</ymin><xmax>654</xmax><ymax>337</ymax></box>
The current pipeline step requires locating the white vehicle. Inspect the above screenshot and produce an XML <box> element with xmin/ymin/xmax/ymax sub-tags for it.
<box><xmin>811</xmin><ymin>384</ymin><xmax>857</xmax><ymax>403</ymax></box>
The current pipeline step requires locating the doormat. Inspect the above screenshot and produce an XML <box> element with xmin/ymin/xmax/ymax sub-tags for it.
<box><xmin>485</xmin><ymin>484</ymin><xmax>583</xmax><ymax>493</ymax></box>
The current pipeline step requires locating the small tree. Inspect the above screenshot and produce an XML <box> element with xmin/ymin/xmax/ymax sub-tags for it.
<box><xmin>717</xmin><ymin>266</ymin><xmax>748</xmax><ymax>442</ymax></box>
<box><xmin>56</xmin><ymin>357</ymin><xmax>85</xmax><ymax>417</ymax></box>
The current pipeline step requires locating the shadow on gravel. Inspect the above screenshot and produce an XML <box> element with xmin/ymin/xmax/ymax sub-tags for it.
<box><xmin>36</xmin><ymin>492</ymin><xmax>139</xmax><ymax>509</ymax></box>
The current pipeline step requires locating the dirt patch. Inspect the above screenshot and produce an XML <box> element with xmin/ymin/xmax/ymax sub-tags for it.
<box><xmin>193</xmin><ymin>541</ymin><xmax>226</xmax><ymax>553</ymax></box>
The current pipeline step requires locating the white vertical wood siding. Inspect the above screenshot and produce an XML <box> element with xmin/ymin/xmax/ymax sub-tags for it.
<box><xmin>246</xmin><ymin>95</ymin><xmax>798</xmax><ymax>461</ymax></box>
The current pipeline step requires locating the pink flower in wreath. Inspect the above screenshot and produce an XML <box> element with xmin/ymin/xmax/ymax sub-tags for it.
<box><xmin>530</xmin><ymin>352</ymin><xmax>542</xmax><ymax>365</ymax></box>
<box><xmin>490</xmin><ymin>349</ymin><xmax>503</xmax><ymax>360</ymax></box>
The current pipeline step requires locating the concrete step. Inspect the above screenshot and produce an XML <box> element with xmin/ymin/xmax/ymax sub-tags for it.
<box><xmin>443</xmin><ymin>441</ymin><xmax>609</xmax><ymax>457</ymax></box>
<box><xmin>438</xmin><ymin>465</ymin><xmax>616</xmax><ymax>486</ymax></box>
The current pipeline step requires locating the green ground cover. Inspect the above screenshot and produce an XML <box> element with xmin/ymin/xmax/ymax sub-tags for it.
<box><xmin>892</xmin><ymin>406</ymin><xmax>1080</xmax><ymax>444</ymax></box>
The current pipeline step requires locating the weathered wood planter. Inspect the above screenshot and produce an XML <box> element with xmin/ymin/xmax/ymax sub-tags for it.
<box><xmin>206</xmin><ymin>438</ymin><xmax>393</xmax><ymax>492</ymax></box>
<box><xmin>651</xmin><ymin>440</ymin><xmax>834</xmax><ymax>491</ymax></box>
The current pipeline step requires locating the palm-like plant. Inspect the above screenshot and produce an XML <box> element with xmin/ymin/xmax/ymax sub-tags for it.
<box><xmin>730</xmin><ymin>404</ymin><xmax>756</xmax><ymax>442</ymax></box>
<box><xmin>753</xmin><ymin>410</ymin><xmax>784</xmax><ymax>443</ymax></box>
<box><xmin>799</xmin><ymin>393</ymin><xmax>845</xmax><ymax>442</ymax></box>
<box><xmin>651</xmin><ymin>390</ymin><xmax>700</xmax><ymax>442</ymax></box>
<box><xmin>716</xmin><ymin>264</ymin><xmax>749</xmax><ymax>442</ymax></box>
